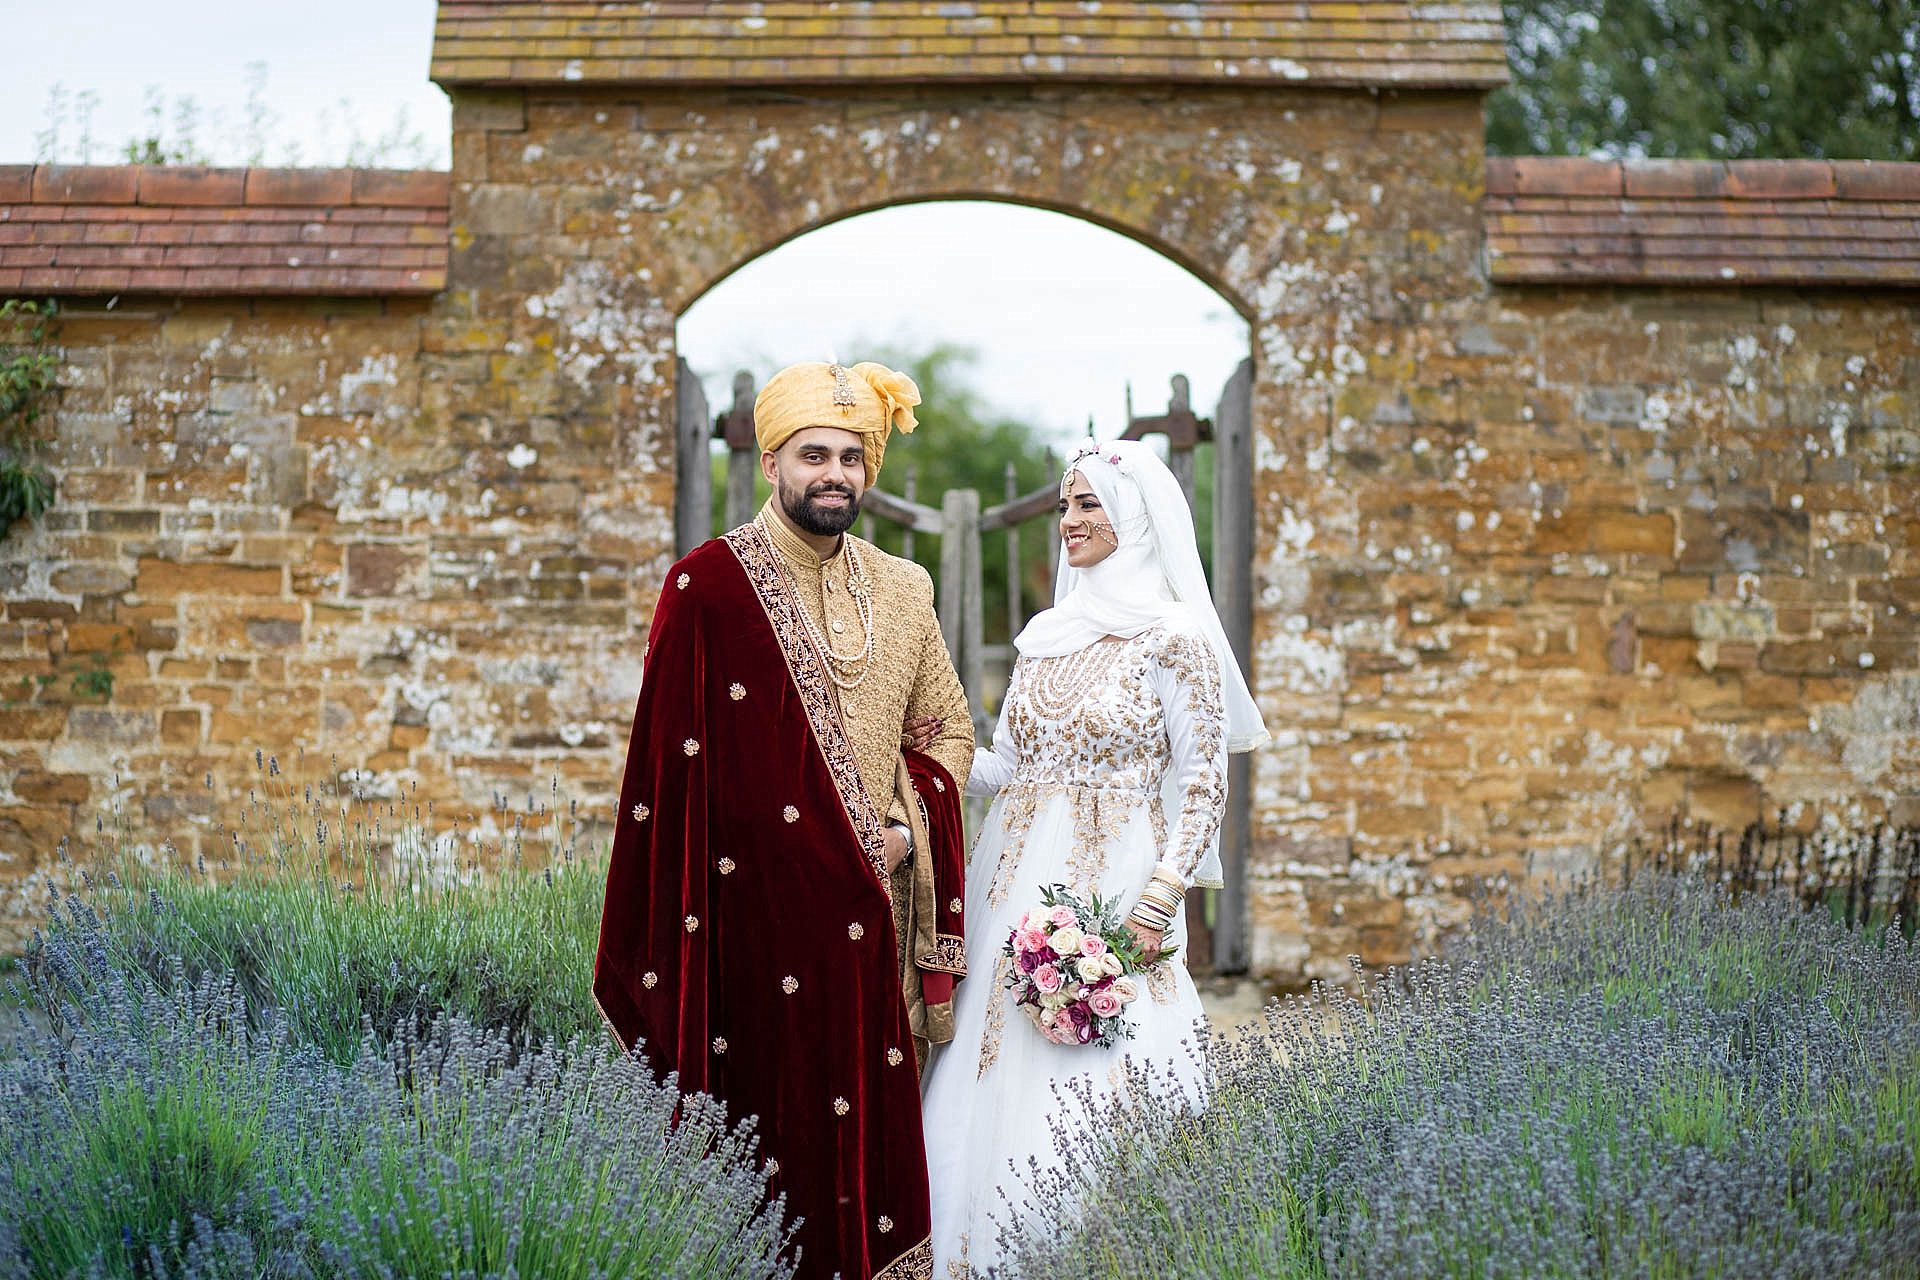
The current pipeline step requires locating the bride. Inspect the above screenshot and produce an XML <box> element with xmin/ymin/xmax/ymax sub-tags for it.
<box><xmin>916</xmin><ymin>439</ymin><xmax>1267</xmax><ymax>1275</ymax></box>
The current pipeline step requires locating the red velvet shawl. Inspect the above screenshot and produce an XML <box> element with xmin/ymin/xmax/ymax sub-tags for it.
<box><xmin>594</xmin><ymin>526</ymin><xmax>963</xmax><ymax>1280</ymax></box>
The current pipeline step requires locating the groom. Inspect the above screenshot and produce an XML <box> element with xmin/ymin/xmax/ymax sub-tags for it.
<box><xmin>595</xmin><ymin>359</ymin><xmax>974</xmax><ymax>1280</ymax></box>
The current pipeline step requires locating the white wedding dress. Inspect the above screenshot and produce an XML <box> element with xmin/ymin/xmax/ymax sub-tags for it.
<box><xmin>920</xmin><ymin>619</ymin><xmax>1229</xmax><ymax>1276</ymax></box>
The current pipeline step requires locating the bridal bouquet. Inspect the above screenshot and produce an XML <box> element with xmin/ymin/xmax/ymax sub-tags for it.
<box><xmin>1002</xmin><ymin>884</ymin><xmax>1172</xmax><ymax>1049</ymax></box>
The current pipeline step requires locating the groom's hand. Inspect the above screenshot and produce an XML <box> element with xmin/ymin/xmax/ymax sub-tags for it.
<box><xmin>881</xmin><ymin>824</ymin><xmax>910</xmax><ymax>875</ymax></box>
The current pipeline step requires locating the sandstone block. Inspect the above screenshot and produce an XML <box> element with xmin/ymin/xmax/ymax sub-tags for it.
<box><xmin>13</xmin><ymin>771</ymin><xmax>89</xmax><ymax>804</ymax></box>
<box><xmin>160</xmin><ymin>708</ymin><xmax>203</xmax><ymax>745</ymax></box>
<box><xmin>0</xmin><ymin>708</ymin><xmax>68</xmax><ymax>741</ymax></box>
<box><xmin>67</xmin><ymin>707</ymin><xmax>157</xmax><ymax>745</ymax></box>
<box><xmin>345</xmin><ymin>544</ymin><xmax>424</xmax><ymax>598</ymax></box>
<box><xmin>137</xmin><ymin>559</ymin><xmax>283</xmax><ymax>598</ymax></box>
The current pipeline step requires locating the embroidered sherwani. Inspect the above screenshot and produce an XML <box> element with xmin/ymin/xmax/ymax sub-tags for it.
<box><xmin>594</xmin><ymin>513</ymin><xmax>974</xmax><ymax>1280</ymax></box>
<box><xmin>758</xmin><ymin>504</ymin><xmax>976</xmax><ymax>1051</ymax></box>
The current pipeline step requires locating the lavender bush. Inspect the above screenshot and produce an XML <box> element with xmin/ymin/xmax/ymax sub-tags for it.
<box><xmin>998</xmin><ymin>875</ymin><xmax>1920</xmax><ymax>1278</ymax></box>
<box><xmin>73</xmin><ymin>765</ymin><xmax>607</xmax><ymax>1062</ymax></box>
<box><xmin>3</xmin><ymin>892</ymin><xmax>795</xmax><ymax>1279</ymax></box>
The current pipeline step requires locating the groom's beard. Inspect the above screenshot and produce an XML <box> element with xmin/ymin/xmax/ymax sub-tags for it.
<box><xmin>781</xmin><ymin>479</ymin><xmax>861</xmax><ymax>537</ymax></box>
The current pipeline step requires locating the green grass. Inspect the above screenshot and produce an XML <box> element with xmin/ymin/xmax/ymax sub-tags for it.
<box><xmin>72</xmin><ymin>772</ymin><xmax>608</xmax><ymax>1062</ymax></box>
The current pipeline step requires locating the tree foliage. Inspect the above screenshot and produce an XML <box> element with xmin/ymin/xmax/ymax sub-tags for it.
<box><xmin>0</xmin><ymin>299</ymin><xmax>59</xmax><ymax>539</ymax></box>
<box><xmin>1488</xmin><ymin>0</ymin><xmax>1920</xmax><ymax>159</ymax></box>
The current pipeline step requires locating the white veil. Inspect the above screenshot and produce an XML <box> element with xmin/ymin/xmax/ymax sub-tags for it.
<box><xmin>1012</xmin><ymin>439</ymin><xmax>1268</xmax><ymax>887</ymax></box>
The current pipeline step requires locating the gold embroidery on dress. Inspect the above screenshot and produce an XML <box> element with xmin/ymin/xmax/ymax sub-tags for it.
<box><xmin>986</xmin><ymin>628</ymin><xmax>1229</xmax><ymax>894</ymax></box>
<box><xmin>1020</xmin><ymin>638</ymin><xmax>1133</xmax><ymax>721</ymax></box>
<box><xmin>1153</xmin><ymin>628</ymin><xmax>1229</xmax><ymax>881</ymax></box>
<box><xmin>989</xmin><ymin>780</ymin><xmax>1153</xmax><ymax>905</ymax></box>
<box><xmin>977</xmin><ymin>952</ymin><xmax>1012</xmax><ymax>1079</ymax></box>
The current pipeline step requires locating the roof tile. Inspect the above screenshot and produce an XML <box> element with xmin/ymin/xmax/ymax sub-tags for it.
<box><xmin>1485</xmin><ymin>158</ymin><xmax>1920</xmax><ymax>288</ymax></box>
<box><xmin>1</xmin><ymin>164</ymin><xmax>448</xmax><ymax>296</ymax></box>
<box><xmin>431</xmin><ymin>0</ymin><xmax>1510</xmax><ymax>89</ymax></box>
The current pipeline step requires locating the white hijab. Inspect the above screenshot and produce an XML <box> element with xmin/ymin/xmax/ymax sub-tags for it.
<box><xmin>1012</xmin><ymin>440</ymin><xmax>1268</xmax><ymax>886</ymax></box>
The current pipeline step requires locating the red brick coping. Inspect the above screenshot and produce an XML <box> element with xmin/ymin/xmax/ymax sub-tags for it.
<box><xmin>430</xmin><ymin>0</ymin><xmax>1511</xmax><ymax>90</ymax></box>
<box><xmin>1485</xmin><ymin>157</ymin><xmax>1920</xmax><ymax>288</ymax></box>
<box><xmin>0</xmin><ymin>166</ymin><xmax>449</xmax><ymax>296</ymax></box>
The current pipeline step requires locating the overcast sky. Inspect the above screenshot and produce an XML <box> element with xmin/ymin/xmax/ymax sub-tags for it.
<box><xmin>6</xmin><ymin>0</ymin><xmax>1249</xmax><ymax>442</ymax></box>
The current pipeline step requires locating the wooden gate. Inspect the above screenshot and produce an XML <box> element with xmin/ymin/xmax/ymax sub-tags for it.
<box><xmin>674</xmin><ymin>359</ymin><xmax>1256</xmax><ymax>971</ymax></box>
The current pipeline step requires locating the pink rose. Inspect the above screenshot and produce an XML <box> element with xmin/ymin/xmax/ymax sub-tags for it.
<box><xmin>1017</xmin><ymin>926</ymin><xmax>1050</xmax><ymax>953</ymax></box>
<box><xmin>1088</xmin><ymin>990</ymin><xmax>1122</xmax><ymax>1018</ymax></box>
<box><xmin>1079</xmin><ymin>934</ymin><xmax>1108</xmax><ymax>958</ymax></box>
<box><xmin>1111</xmin><ymin>976</ymin><xmax>1140</xmax><ymax>1004</ymax></box>
<box><xmin>1032</xmin><ymin>964</ymin><xmax>1063</xmax><ymax>994</ymax></box>
<box><xmin>1048</xmin><ymin>905</ymin><xmax>1077</xmax><ymax>929</ymax></box>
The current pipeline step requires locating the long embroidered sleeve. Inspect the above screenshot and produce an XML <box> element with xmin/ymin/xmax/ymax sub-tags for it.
<box><xmin>1147</xmin><ymin>627</ymin><xmax>1229</xmax><ymax>887</ymax></box>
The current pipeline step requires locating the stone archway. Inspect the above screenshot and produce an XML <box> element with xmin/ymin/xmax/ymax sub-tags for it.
<box><xmin>435</xmin><ymin>10</ymin><xmax>1504</xmax><ymax>977</ymax></box>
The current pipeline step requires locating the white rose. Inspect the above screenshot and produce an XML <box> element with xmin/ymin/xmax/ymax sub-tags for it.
<box><xmin>1041</xmin><ymin>990</ymin><xmax>1071</xmax><ymax>1010</ymax></box>
<box><xmin>1076</xmin><ymin>957</ymin><xmax>1104</xmax><ymax>983</ymax></box>
<box><xmin>1111</xmin><ymin>977</ymin><xmax>1140</xmax><ymax>1004</ymax></box>
<box><xmin>1101</xmin><ymin>952</ymin><xmax>1125</xmax><ymax>976</ymax></box>
<box><xmin>1048</xmin><ymin>926</ymin><xmax>1084</xmax><ymax>956</ymax></box>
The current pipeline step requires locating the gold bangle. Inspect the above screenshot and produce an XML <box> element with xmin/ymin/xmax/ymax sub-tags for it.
<box><xmin>1129</xmin><ymin>900</ymin><xmax>1175</xmax><ymax>930</ymax></box>
<box><xmin>1140</xmin><ymin>882</ymin><xmax>1183</xmax><ymax>910</ymax></box>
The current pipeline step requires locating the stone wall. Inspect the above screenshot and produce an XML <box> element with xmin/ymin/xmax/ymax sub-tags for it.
<box><xmin>2</xmin><ymin>80</ymin><xmax>1916</xmax><ymax>978</ymax></box>
<box><xmin>0</xmin><ymin>286</ymin><xmax>674</xmax><ymax>941</ymax></box>
<box><xmin>1249</xmin><ymin>285</ymin><xmax>1920</xmax><ymax>977</ymax></box>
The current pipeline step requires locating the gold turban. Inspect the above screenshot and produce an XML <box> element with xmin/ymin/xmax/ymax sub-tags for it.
<box><xmin>753</xmin><ymin>361</ymin><xmax>921</xmax><ymax>487</ymax></box>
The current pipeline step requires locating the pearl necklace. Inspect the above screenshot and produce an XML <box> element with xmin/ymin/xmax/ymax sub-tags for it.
<box><xmin>759</xmin><ymin>513</ymin><xmax>877</xmax><ymax>690</ymax></box>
